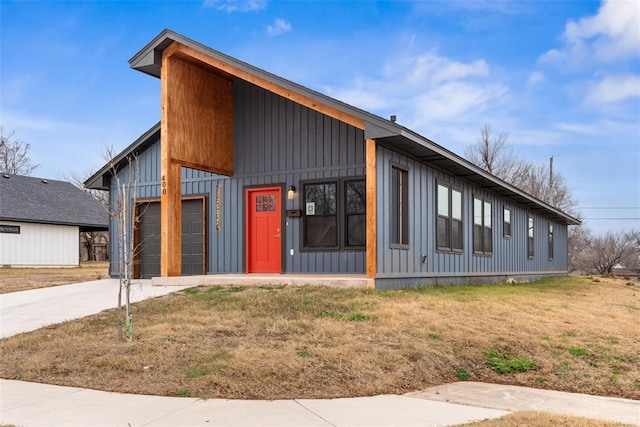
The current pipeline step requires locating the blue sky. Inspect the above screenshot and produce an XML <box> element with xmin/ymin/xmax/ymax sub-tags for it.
<box><xmin>1</xmin><ymin>0</ymin><xmax>638</xmax><ymax>235</ymax></box>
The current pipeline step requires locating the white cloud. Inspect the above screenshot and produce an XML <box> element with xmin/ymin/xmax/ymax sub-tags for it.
<box><xmin>203</xmin><ymin>0</ymin><xmax>266</xmax><ymax>13</ymax></box>
<box><xmin>267</xmin><ymin>18</ymin><xmax>292</xmax><ymax>36</ymax></box>
<box><xmin>527</xmin><ymin>71</ymin><xmax>545</xmax><ymax>86</ymax></box>
<box><xmin>325</xmin><ymin>50</ymin><xmax>508</xmax><ymax>135</ymax></box>
<box><xmin>540</xmin><ymin>0</ymin><xmax>640</xmax><ymax>66</ymax></box>
<box><xmin>584</xmin><ymin>74</ymin><xmax>640</xmax><ymax>104</ymax></box>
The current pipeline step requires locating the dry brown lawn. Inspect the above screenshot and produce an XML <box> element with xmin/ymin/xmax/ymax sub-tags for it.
<box><xmin>457</xmin><ymin>411</ymin><xmax>634</xmax><ymax>426</ymax></box>
<box><xmin>1</xmin><ymin>276</ymin><xmax>638</xmax><ymax>402</ymax></box>
<box><xmin>0</xmin><ymin>262</ymin><xmax>109</xmax><ymax>294</ymax></box>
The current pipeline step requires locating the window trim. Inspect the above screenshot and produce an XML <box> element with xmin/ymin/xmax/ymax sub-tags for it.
<box><xmin>436</xmin><ymin>180</ymin><xmax>463</xmax><ymax>253</ymax></box>
<box><xmin>390</xmin><ymin>163</ymin><xmax>409</xmax><ymax>249</ymax></box>
<box><xmin>503</xmin><ymin>206</ymin><xmax>511</xmax><ymax>239</ymax></box>
<box><xmin>527</xmin><ymin>214</ymin><xmax>535</xmax><ymax>259</ymax></box>
<box><xmin>300</xmin><ymin>177</ymin><xmax>366</xmax><ymax>252</ymax></box>
<box><xmin>473</xmin><ymin>196</ymin><xmax>493</xmax><ymax>256</ymax></box>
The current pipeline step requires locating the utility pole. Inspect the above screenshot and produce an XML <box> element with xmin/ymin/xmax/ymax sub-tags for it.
<box><xmin>549</xmin><ymin>156</ymin><xmax>553</xmax><ymax>204</ymax></box>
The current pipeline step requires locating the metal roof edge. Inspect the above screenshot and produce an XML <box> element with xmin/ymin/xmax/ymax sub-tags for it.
<box><xmin>124</xmin><ymin>30</ymin><xmax>580</xmax><ymax>226</ymax></box>
<box><xmin>394</xmin><ymin>127</ymin><xmax>581</xmax><ymax>225</ymax></box>
<box><xmin>128</xmin><ymin>29</ymin><xmax>402</xmax><ymax>134</ymax></box>
<box><xmin>85</xmin><ymin>122</ymin><xmax>161</xmax><ymax>190</ymax></box>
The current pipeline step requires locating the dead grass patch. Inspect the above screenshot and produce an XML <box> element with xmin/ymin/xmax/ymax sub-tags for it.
<box><xmin>456</xmin><ymin>411</ymin><xmax>634</xmax><ymax>426</ymax></box>
<box><xmin>0</xmin><ymin>262</ymin><xmax>108</xmax><ymax>293</ymax></box>
<box><xmin>1</xmin><ymin>276</ymin><xmax>639</xmax><ymax>400</ymax></box>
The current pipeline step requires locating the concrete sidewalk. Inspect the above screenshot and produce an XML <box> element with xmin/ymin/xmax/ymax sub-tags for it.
<box><xmin>0</xmin><ymin>280</ymin><xmax>638</xmax><ymax>426</ymax></box>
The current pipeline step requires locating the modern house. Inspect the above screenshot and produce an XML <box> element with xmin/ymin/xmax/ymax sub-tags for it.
<box><xmin>0</xmin><ymin>174</ymin><xmax>109</xmax><ymax>267</ymax></box>
<box><xmin>86</xmin><ymin>29</ymin><xmax>580</xmax><ymax>289</ymax></box>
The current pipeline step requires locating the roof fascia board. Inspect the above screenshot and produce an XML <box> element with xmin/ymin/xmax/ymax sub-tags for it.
<box><xmin>394</xmin><ymin>127</ymin><xmax>580</xmax><ymax>225</ymax></box>
<box><xmin>129</xmin><ymin>30</ymin><xmax>403</xmax><ymax>134</ymax></box>
<box><xmin>126</xmin><ymin>30</ymin><xmax>579</xmax><ymax>226</ymax></box>
<box><xmin>85</xmin><ymin>122</ymin><xmax>161</xmax><ymax>190</ymax></box>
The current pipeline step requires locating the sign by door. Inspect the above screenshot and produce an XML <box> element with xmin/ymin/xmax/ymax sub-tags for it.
<box><xmin>246</xmin><ymin>187</ymin><xmax>282</xmax><ymax>273</ymax></box>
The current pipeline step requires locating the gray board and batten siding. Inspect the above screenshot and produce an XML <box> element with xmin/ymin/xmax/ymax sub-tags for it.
<box><xmin>110</xmin><ymin>77</ymin><xmax>568</xmax><ymax>285</ymax></box>
<box><xmin>109</xmin><ymin>79</ymin><xmax>366</xmax><ymax>276</ymax></box>
<box><xmin>374</xmin><ymin>144</ymin><xmax>569</xmax><ymax>289</ymax></box>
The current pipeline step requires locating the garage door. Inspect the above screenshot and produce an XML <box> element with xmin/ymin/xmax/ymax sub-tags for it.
<box><xmin>136</xmin><ymin>198</ymin><xmax>205</xmax><ymax>279</ymax></box>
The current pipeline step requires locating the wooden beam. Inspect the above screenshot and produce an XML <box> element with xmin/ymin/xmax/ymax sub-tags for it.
<box><xmin>164</xmin><ymin>47</ymin><xmax>234</xmax><ymax>176</ymax></box>
<box><xmin>160</xmin><ymin>49</ymin><xmax>182</xmax><ymax>277</ymax></box>
<box><xmin>164</xmin><ymin>42</ymin><xmax>365</xmax><ymax>131</ymax></box>
<box><xmin>366</xmin><ymin>138</ymin><xmax>377</xmax><ymax>280</ymax></box>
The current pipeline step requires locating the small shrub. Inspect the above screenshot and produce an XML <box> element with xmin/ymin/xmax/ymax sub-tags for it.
<box><xmin>317</xmin><ymin>311</ymin><xmax>343</xmax><ymax>319</ymax></box>
<box><xmin>427</xmin><ymin>333</ymin><xmax>441</xmax><ymax>340</ymax></box>
<box><xmin>455</xmin><ymin>368</ymin><xmax>470</xmax><ymax>380</ymax></box>
<box><xmin>569</xmin><ymin>347</ymin><xmax>588</xmax><ymax>357</ymax></box>
<box><xmin>176</xmin><ymin>389</ymin><xmax>190</xmax><ymax>397</ymax></box>
<box><xmin>187</xmin><ymin>367</ymin><xmax>209</xmax><ymax>378</ymax></box>
<box><xmin>535</xmin><ymin>376</ymin><xmax>546</xmax><ymax>386</ymax></box>
<box><xmin>485</xmin><ymin>348</ymin><xmax>537</xmax><ymax>374</ymax></box>
<box><xmin>296</xmin><ymin>348</ymin><xmax>310</xmax><ymax>358</ymax></box>
<box><xmin>347</xmin><ymin>312</ymin><xmax>372</xmax><ymax>321</ymax></box>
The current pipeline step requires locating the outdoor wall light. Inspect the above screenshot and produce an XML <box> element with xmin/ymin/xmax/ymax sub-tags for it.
<box><xmin>288</xmin><ymin>185</ymin><xmax>296</xmax><ymax>200</ymax></box>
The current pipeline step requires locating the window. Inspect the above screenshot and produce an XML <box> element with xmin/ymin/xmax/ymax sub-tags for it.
<box><xmin>527</xmin><ymin>215</ymin><xmax>534</xmax><ymax>258</ymax></box>
<box><xmin>304</xmin><ymin>181</ymin><xmax>337</xmax><ymax>248</ymax></box>
<box><xmin>548</xmin><ymin>223</ymin><xmax>554</xmax><ymax>260</ymax></box>
<box><xmin>302</xmin><ymin>178</ymin><xmax>366</xmax><ymax>250</ymax></box>
<box><xmin>391</xmin><ymin>166</ymin><xmax>409</xmax><ymax>247</ymax></box>
<box><xmin>345</xmin><ymin>180</ymin><xmax>366</xmax><ymax>248</ymax></box>
<box><xmin>0</xmin><ymin>225</ymin><xmax>20</xmax><ymax>234</ymax></box>
<box><xmin>437</xmin><ymin>183</ymin><xmax>462</xmax><ymax>252</ymax></box>
<box><xmin>503</xmin><ymin>207</ymin><xmax>511</xmax><ymax>238</ymax></box>
<box><xmin>473</xmin><ymin>197</ymin><xmax>492</xmax><ymax>255</ymax></box>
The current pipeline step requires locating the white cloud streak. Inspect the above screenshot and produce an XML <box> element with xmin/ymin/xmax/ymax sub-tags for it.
<box><xmin>267</xmin><ymin>18</ymin><xmax>292</xmax><ymax>36</ymax></box>
<box><xmin>585</xmin><ymin>74</ymin><xmax>640</xmax><ymax>104</ymax></box>
<box><xmin>203</xmin><ymin>0</ymin><xmax>266</xmax><ymax>13</ymax></box>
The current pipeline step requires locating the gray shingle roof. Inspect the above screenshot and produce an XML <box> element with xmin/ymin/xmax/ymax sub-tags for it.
<box><xmin>0</xmin><ymin>174</ymin><xmax>109</xmax><ymax>231</ymax></box>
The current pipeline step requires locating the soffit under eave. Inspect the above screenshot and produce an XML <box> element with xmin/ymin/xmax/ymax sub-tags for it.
<box><xmin>375</xmin><ymin>134</ymin><xmax>580</xmax><ymax>226</ymax></box>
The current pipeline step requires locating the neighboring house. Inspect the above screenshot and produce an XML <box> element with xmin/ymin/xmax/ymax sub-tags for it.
<box><xmin>0</xmin><ymin>174</ymin><xmax>109</xmax><ymax>267</ymax></box>
<box><xmin>86</xmin><ymin>29</ymin><xmax>580</xmax><ymax>288</ymax></box>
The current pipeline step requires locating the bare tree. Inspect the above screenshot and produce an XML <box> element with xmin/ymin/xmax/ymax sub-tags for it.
<box><xmin>104</xmin><ymin>145</ymin><xmax>140</xmax><ymax>341</ymax></box>
<box><xmin>464</xmin><ymin>124</ymin><xmax>576</xmax><ymax>214</ymax></box>
<box><xmin>65</xmin><ymin>170</ymin><xmax>110</xmax><ymax>262</ymax></box>
<box><xmin>0</xmin><ymin>126</ymin><xmax>39</xmax><ymax>175</ymax></box>
<box><xmin>582</xmin><ymin>230</ymin><xmax>640</xmax><ymax>274</ymax></box>
<box><xmin>567</xmin><ymin>223</ymin><xmax>592</xmax><ymax>273</ymax></box>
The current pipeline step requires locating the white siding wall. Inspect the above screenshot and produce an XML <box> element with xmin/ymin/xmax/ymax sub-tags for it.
<box><xmin>0</xmin><ymin>221</ymin><xmax>79</xmax><ymax>267</ymax></box>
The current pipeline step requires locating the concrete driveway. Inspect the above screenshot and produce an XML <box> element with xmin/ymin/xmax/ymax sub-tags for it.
<box><xmin>0</xmin><ymin>278</ymin><xmax>192</xmax><ymax>338</ymax></box>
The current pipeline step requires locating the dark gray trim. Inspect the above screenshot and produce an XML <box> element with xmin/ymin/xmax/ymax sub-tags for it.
<box><xmin>85</xmin><ymin>123</ymin><xmax>161</xmax><ymax>190</ymax></box>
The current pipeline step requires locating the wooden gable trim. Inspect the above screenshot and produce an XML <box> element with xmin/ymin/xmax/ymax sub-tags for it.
<box><xmin>164</xmin><ymin>42</ymin><xmax>365</xmax><ymax>131</ymax></box>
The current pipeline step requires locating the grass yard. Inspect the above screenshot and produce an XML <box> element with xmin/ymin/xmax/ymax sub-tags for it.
<box><xmin>457</xmin><ymin>411</ymin><xmax>633</xmax><ymax>426</ymax></box>
<box><xmin>0</xmin><ymin>262</ymin><xmax>109</xmax><ymax>294</ymax></box>
<box><xmin>0</xmin><ymin>276</ymin><xmax>638</xmax><ymax>402</ymax></box>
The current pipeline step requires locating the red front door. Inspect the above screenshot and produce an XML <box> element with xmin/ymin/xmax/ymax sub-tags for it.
<box><xmin>246</xmin><ymin>187</ymin><xmax>282</xmax><ymax>273</ymax></box>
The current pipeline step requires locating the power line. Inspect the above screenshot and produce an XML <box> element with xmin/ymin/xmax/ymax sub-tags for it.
<box><xmin>579</xmin><ymin>207</ymin><xmax>640</xmax><ymax>210</ymax></box>
<box><xmin>583</xmin><ymin>218</ymin><xmax>640</xmax><ymax>220</ymax></box>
